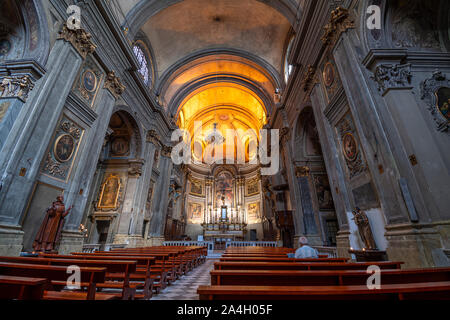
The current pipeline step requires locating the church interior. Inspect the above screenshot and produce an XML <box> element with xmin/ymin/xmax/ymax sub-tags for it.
<box><xmin>0</xmin><ymin>0</ymin><xmax>449</xmax><ymax>302</ymax></box>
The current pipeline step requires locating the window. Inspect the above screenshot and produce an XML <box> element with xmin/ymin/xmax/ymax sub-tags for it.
<box><xmin>133</xmin><ymin>44</ymin><xmax>150</xmax><ymax>85</ymax></box>
<box><xmin>284</xmin><ymin>37</ymin><xmax>295</xmax><ymax>83</ymax></box>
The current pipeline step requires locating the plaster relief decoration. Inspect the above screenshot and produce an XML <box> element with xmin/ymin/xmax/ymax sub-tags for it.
<box><xmin>42</xmin><ymin>117</ymin><xmax>83</xmax><ymax>181</ymax></box>
<box><xmin>72</xmin><ymin>56</ymin><xmax>104</xmax><ymax>107</ymax></box>
<box><xmin>97</xmin><ymin>174</ymin><xmax>122</xmax><ymax>211</ymax></box>
<box><xmin>189</xmin><ymin>177</ymin><xmax>204</xmax><ymax>197</ymax></box>
<box><xmin>104</xmin><ymin>71</ymin><xmax>125</xmax><ymax>99</ymax></box>
<box><xmin>420</xmin><ymin>71</ymin><xmax>450</xmax><ymax>133</ymax></box>
<box><xmin>245</xmin><ymin>177</ymin><xmax>259</xmax><ymax>197</ymax></box>
<box><xmin>128</xmin><ymin>159</ymin><xmax>144</xmax><ymax>177</ymax></box>
<box><xmin>58</xmin><ymin>23</ymin><xmax>96</xmax><ymax>59</ymax></box>
<box><xmin>321</xmin><ymin>7</ymin><xmax>355</xmax><ymax>46</ymax></box>
<box><xmin>313</xmin><ymin>174</ymin><xmax>334</xmax><ymax>211</ymax></box>
<box><xmin>371</xmin><ymin>63</ymin><xmax>412</xmax><ymax>96</ymax></box>
<box><xmin>337</xmin><ymin>113</ymin><xmax>366</xmax><ymax>179</ymax></box>
<box><xmin>111</xmin><ymin>137</ymin><xmax>130</xmax><ymax>156</ymax></box>
<box><xmin>0</xmin><ymin>75</ymin><xmax>35</xmax><ymax>102</ymax></box>
<box><xmin>188</xmin><ymin>202</ymin><xmax>203</xmax><ymax>224</ymax></box>
<box><xmin>247</xmin><ymin>202</ymin><xmax>261</xmax><ymax>224</ymax></box>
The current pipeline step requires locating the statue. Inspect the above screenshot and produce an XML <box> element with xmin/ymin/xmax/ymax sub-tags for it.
<box><xmin>32</xmin><ymin>195</ymin><xmax>73</xmax><ymax>252</ymax></box>
<box><xmin>351</xmin><ymin>207</ymin><xmax>377</xmax><ymax>250</ymax></box>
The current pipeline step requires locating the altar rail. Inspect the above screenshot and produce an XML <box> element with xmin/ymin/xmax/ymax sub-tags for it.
<box><xmin>225</xmin><ymin>241</ymin><xmax>278</xmax><ymax>248</ymax></box>
<box><xmin>312</xmin><ymin>246</ymin><xmax>338</xmax><ymax>258</ymax></box>
<box><xmin>81</xmin><ymin>243</ymin><xmax>127</xmax><ymax>253</ymax></box>
<box><xmin>163</xmin><ymin>241</ymin><xmax>215</xmax><ymax>253</ymax></box>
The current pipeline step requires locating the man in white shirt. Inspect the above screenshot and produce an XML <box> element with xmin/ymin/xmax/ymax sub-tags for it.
<box><xmin>294</xmin><ymin>236</ymin><xmax>319</xmax><ymax>259</ymax></box>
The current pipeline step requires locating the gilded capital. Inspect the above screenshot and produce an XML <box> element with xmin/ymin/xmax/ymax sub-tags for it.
<box><xmin>104</xmin><ymin>71</ymin><xmax>125</xmax><ymax>99</ymax></box>
<box><xmin>321</xmin><ymin>7</ymin><xmax>355</xmax><ymax>46</ymax></box>
<box><xmin>161</xmin><ymin>145</ymin><xmax>173</xmax><ymax>158</ymax></box>
<box><xmin>146</xmin><ymin>129</ymin><xmax>160</xmax><ymax>145</ymax></box>
<box><xmin>58</xmin><ymin>23</ymin><xmax>96</xmax><ymax>59</ymax></box>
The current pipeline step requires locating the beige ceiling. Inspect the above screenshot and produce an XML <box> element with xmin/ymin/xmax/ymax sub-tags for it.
<box><xmin>138</xmin><ymin>0</ymin><xmax>292</xmax><ymax>78</ymax></box>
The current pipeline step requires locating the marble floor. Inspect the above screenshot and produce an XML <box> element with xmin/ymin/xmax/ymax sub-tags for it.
<box><xmin>150</xmin><ymin>258</ymin><xmax>217</xmax><ymax>300</ymax></box>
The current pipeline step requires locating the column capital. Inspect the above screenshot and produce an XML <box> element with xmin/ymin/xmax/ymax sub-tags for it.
<box><xmin>161</xmin><ymin>145</ymin><xmax>172</xmax><ymax>158</ymax></box>
<box><xmin>128</xmin><ymin>159</ymin><xmax>145</xmax><ymax>177</ymax></box>
<box><xmin>321</xmin><ymin>7</ymin><xmax>355</xmax><ymax>47</ymax></box>
<box><xmin>58</xmin><ymin>24</ymin><xmax>96</xmax><ymax>59</ymax></box>
<box><xmin>104</xmin><ymin>71</ymin><xmax>125</xmax><ymax>99</ymax></box>
<box><xmin>295</xmin><ymin>166</ymin><xmax>310</xmax><ymax>177</ymax></box>
<box><xmin>146</xmin><ymin>129</ymin><xmax>160</xmax><ymax>145</ymax></box>
<box><xmin>371</xmin><ymin>63</ymin><xmax>412</xmax><ymax>96</ymax></box>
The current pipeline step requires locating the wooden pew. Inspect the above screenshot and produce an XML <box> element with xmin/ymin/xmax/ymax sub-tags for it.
<box><xmin>0</xmin><ymin>262</ymin><xmax>116</xmax><ymax>300</ymax></box>
<box><xmin>0</xmin><ymin>256</ymin><xmax>138</xmax><ymax>300</ymax></box>
<box><xmin>0</xmin><ymin>275</ymin><xmax>48</xmax><ymax>300</ymax></box>
<box><xmin>210</xmin><ymin>268</ymin><xmax>450</xmax><ymax>286</ymax></box>
<box><xmin>219</xmin><ymin>257</ymin><xmax>348</xmax><ymax>263</ymax></box>
<box><xmin>214</xmin><ymin>261</ymin><xmax>403</xmax><ymax>271</ymax></box>
<box><xmin>197</xmin><ymin>282</ymin><xmax>450</xmax><ymax>300</ymax></box>
<box><xmin>72</xmin><ymin>252</ymin><xmax>168</xmax><ymax>294</ymax></box>
<box><xmin>39</xmin><ymin>253</ymin><xmax>156</xmax><ymax>299</ymax></box>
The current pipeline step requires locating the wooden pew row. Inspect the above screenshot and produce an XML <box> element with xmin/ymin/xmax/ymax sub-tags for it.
<box><xmin>0</xmin><ymin>262</ymin><xmax>116</xmax><ymax>300</ymax></box>
<box><xmin>1</xmin><ymin>255</ymin><xmax>146</xmax><ymax>300</ymax></box>
<box><xmin>210</xmin><ymin>268</ymin><xmax>450</xmax><ymax>286</ymax></box>
<box><xmin>198</xmin><ymin>282</ymin><xmax>450</xmax><ymax>300</ymax></box>
<box><xmin>0</xmin><ymin>275</ymin><xmax>48</xmax><ymax>300</ymax></box>
<box><xmin>39</xmin><ymin>253</ymin><xmax>156</xmax><ymax>299</ymax></box>
<box><xmin>71</xmin><ymin>252</ymin><xmax>168</xmax><ymax>294</ymax></box>
<box><xmin>214</xmin><ymin>261</ymin><xmax>403</xmax><ymax>271</ymax></box>
<box><xmin>219</xmin><ymin>257</ymin><xmax>349</xmax><ymax>263</ymax></box>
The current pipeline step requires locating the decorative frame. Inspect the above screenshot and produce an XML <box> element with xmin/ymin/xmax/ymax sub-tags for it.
<box><xmin>97</xmin><ymin>174</ymin><xmax>122</xmax><ymax>210</ymax></box>
<box><xmin>323</xmin><ymin>61</ymin><xmax>335</xmax><ymax>87</ymax></box>
<box><xmin>188</xmin><ymin>202</ymin><xmax>204</xmax><ymax>224</ymax></box>
<box><xmin>53</xmin><ymin>134</ymin><xmax>75</xmax><ymax>162</ymax></box>
<box><xmin>245</xmin><ymin>177</ymin><xmax>260</xmax><ymax>197</ymax></box>
<box><xmin>41</xmin><ymin>116</ymin><xmax>84</xmax><ymax>182</ymax></box>
<box><xmin>72</xmin><ymin>55</ymin><xmax>104</xmax><ymax>108</ymax></box>
<box><xmin>421</xmin><ymin>71</ymin><xmax>450</xmax><ymax>133</ymax></box>
<box><xmin>247</xmin><ymin>202</ymin><xmax>261</xmax><ymax>223</ymax></box>
<box><xmin>189</xmin><ymin>177</ymin><xmax>205</xmax><ymax>197</ymax></box>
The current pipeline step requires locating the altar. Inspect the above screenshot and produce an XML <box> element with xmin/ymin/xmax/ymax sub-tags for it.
<box><xmin>201</xmin><ymin>205</ymin><xmax>247</xmax><ymax>245</ymax></box>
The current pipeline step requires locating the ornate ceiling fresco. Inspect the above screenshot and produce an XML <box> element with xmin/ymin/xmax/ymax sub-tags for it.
<box><xmin>111</xmin><ymin>0</ymin><xmax>298</xmax><ymax>163</ymax></box>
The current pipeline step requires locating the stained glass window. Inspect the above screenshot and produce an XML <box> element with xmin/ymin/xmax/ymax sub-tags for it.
<box><xmin>133</xmin><ymin>44</ymin><xmax>150</xmax><ymax>85</ymax></box>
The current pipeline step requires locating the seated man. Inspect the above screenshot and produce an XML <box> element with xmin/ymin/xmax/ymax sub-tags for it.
<box><xmin>294</xmin><ymin>236</ymin><xmax>319</xmax><ymax>259</ymax></box>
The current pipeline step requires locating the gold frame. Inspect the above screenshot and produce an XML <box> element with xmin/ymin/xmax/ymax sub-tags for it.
<box><xmin>97</xmin><ymin>174</ymin><xmax>121</xmax><ymax>209</ymax></box>
<box><xmin>82</xmin><ymin>69</ymin><xmax>98</xmax><ymax>93</ymax></box>
<box><xmin>323</xmin><ymin>61</ymin><xmax>335</xmax><ymax>87</ymax></box>
<box><xmin>434</xmin><ymin>87</ymin><xmax>450</xmax><ymax>122</ymax></box>
<box><xmin>342</xmin><ymin>132</ymin><xmax>358</xmax><ymax>162</ymax></box>
<box><xmin>189</xmin><ymin>178</ymin><xmax>205</xmax><ymax>197</ymax></box>
<box><xmin>245</xmin><ymin>178</ymin><xmax>259</xmax><ymax>197</ymax></box>
<box><xmin>53</xmin><ymin>134</ymin><xmax>75</xmax><ymax>163</ymax></box>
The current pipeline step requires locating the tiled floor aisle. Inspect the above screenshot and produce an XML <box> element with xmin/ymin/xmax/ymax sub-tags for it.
<box><xmin>150</xmin><ymin>258</ymin><xmax>216</xmax><ymax>300</ymax></box>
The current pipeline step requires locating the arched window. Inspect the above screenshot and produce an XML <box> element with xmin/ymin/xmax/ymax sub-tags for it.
<box><xmin>133</xmin><ymin>43</ymin><xmax>150</xmax><ymax>85</ymax></box>
<box><xmin>284</xmin><ymin>37</ymin><xmax>295</xmax><ymax>83</ymax></box>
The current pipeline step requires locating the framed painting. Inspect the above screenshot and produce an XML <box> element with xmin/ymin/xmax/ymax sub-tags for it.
<box><xmin>54</xmin><ymin>134</ymin><xmax>75</xmax><ymax>162</ymax></box>
<box><xmin>247</xmin><ymin>202</ymin><xmax>260</xmax><ymax>224</ymax></box>
<box><xmin>246</xmin><ymin>178</ymin><xmax>259</xmax><ymax>196</ymax></box>
<box><xmin>98</xmin><ymin>174</ymin><xmax>121</xmax><ymax>209</ymax></box>
<box><xmin>189</xmin><ymin>178</ymin><xmax>204</xmax><ymax>197</ymax></box>
<box><xmin>188</xmin><ymin>202</ymin><xmax>203</xmax><ymax>223</ymax></box>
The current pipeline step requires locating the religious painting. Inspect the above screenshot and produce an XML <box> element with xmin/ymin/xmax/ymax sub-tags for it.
<box><xmin>82</xmin><ymin>69</ymin><xmax>97</xmax><ymax>92</ymax></box>
<box><xmin>434</xmin><ymin>87</ymin><xmax>450</xmax><ymax>121</ymax></box>
<box><xmin>246</xmin><ymin>178</ymin><xmax>259</xmax><ymax>196</ymax></box>
<box><xmin>41</xmin><ymin>117</ymin><xmax>84</xmax><ymax>182</ymax></box>
<box><xmin>247</xmin><ymin>202</ymin><xmax>260</xmax><ymax>224</ymax></box>
<box><xmin>336</xmin><ymin>112</ymin><xmax>366</xmax><ymax>179</ymax></box>
<box><xmin>189</xmin><ymin>178</ymin><xmax>204</xmax><ymax>197</ymax></box>
<box><xmin>54</xmin><ymin>134</ymin><xmax>75</xmax><ymax>162</ymax></box>
<box><xmin>215</xmin><ymin>171</ymin><xmax>233</xmax><ymax>207</ymax></box>
<box><xmin>111</xmin><ymin>137</ymin><xmax>130</xmax><ymax>156</ymax></box>
<box><xmin>313</xmin><ymin>174</ymin><xmax>334</xmax><ymax>210</ymax></box>
<box><xmin>0</xmin><ymin>101</ymin><xmax>10</xmax><ymax>122</ymax></box>
<box><xmin>323</xmin><ymin>62</ymin><xmax>335</xmax><ymax>87</ymax></box>
<box><xmin>98</xmin><ymin>175</ymin><xmax>121</xmax><ymax>209</ymax></box>
<box><xmin>0</xmin><ymin>39</ymin><xmax>11</xmax><ymax>57</ymax></box>
<box><xmin>342</xmin><ymin>133</ymin><xmax>358</xmax><ymax>162</ymax></box>
<box><xmin>188</xmin><ymin>202</ymin><xmax>203</xmax><ymax>224</ymax></box>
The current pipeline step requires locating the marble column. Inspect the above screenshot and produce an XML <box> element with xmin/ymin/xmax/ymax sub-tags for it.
<box><xmin>0</xmin><ymin>25</ymin><xmax>95</xmax><ymax>255</ymax></box>
<box><xmin>148</xmin><ymin>145</ymin><xmax>173</xmax><ymax>245</ymax></box>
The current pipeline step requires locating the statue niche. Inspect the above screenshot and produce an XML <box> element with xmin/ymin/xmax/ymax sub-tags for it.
<box><xmin>352</xmin><ymin>207</ymin><xmax>377</xmax><ymax>250</ymax></box>
<box><xmin>32</xmin><ymin>195</ymin><xmax>73</xmax><ymax>253</ymax></box>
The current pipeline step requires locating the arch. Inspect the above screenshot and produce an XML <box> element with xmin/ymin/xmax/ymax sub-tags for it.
<box><xmin>133</xmin><ymin>30</ymin><xmax>157</xmax><ymax>87</ymax></box>
<box><xmin>0</xmin><ymin>0</ymin><xmax>50</xmax><ymax>66</ymax></box>
<box><xmin>108</xmin><ymin>107</ymin><xmax>143</xmax><ymax>159</ymax></box>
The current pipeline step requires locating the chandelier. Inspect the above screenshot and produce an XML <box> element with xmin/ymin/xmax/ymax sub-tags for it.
<box><xmin>205</xmin><ymin>123</ymin><xmax>225</xmax><ymax>146</ymax></box>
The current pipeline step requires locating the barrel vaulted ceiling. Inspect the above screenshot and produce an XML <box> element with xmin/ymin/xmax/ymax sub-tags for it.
<box><xmin>112</xmin><ymin>0</ymin><xmax>299</xmax><ymax>161</ymax></box>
